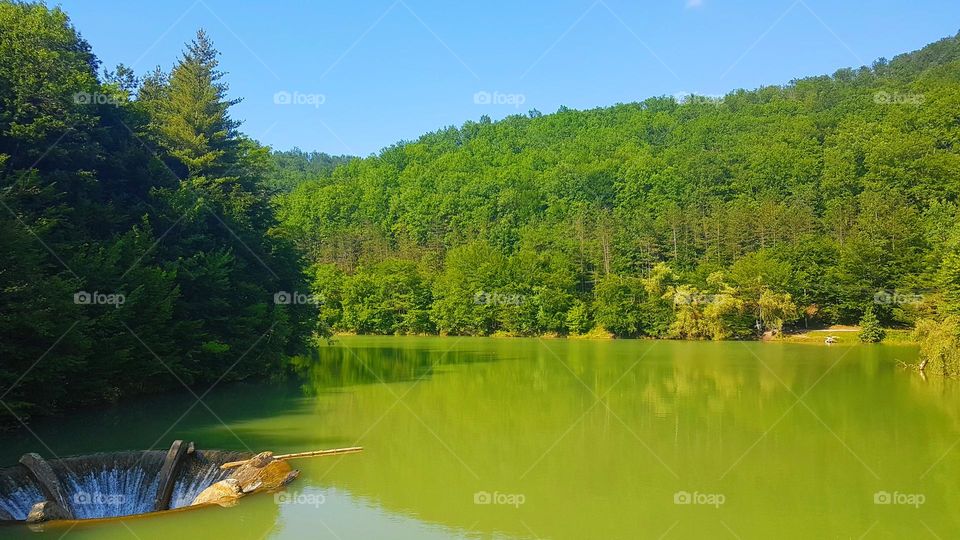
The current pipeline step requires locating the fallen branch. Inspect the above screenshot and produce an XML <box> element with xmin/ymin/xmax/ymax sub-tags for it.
<box><xmin>220</xmin><ymin>447</ymin><xmax>364</xmax><ymax>469</ymax></box>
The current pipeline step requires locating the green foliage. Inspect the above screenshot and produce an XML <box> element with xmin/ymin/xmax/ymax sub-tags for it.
<box><xmin>273</xmin><ymin>31</ymin><xmax>960</xmax><ymax>340</ymax></box>
<box><xmin>565</xmin><ymin>300</ymin><xmax>592</xmax><ymax>335</ymax></box>
<box><xmin>858</xmin><ymin>307</ymin><xmax>886</xmax><ymax>343</ymax></box>
<box><xmin>593</xmin><ymin>276</ymin><xmax>648</xmax><ymax>338</ymax></box>
<box><xmin>0</xmin><ymin>5</ymin><xmax>315</xmax><ymax>422</ymax></box>
<box><xmin>341</xmin><ymin>260</ymin><xmax>433</xmax><ymax>335</ymax></box>
<box><xmin>758</xmin><ymin>290</ymin><xmax>799</xmax><ymax>334</ymax></box>
<box><xmin>6</xmin><ymin>1</ymin><xmax>960</xmax><ymax>425</ymax></box>
<box><xmin>267</xmin><ymin>148</ymin><xmax>354</xmax><ymax>193</ymax></box>
<box><xmin>914</xmin><ymin>317</ymin><xmax>960</xmax><ymax>375</ymax></box>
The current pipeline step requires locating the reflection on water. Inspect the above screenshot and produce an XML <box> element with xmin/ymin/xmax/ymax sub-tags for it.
<box><xmin>2</xmin><ymin>337</ymin><xmax>959</xmax><ymax>538</ymax></box>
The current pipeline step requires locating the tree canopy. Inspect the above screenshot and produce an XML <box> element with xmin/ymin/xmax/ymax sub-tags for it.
<box><xmin>277</xmin><ymin>32</ymin><xmax>960</xmax><ymax>339</ymax></box>
<box><xmin>0</xmin><ymin>2</ymin><xmax>317</xmax><ymax>422</ymax></box>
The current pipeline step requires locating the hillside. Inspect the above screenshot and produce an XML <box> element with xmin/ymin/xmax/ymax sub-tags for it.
<box><xmin>277</xmin><ymin>33</ymin><xmax>960</xmax><ymax>338</ymax></box>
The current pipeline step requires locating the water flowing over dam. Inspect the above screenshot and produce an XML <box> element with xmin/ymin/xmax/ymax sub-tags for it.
<box><xmin>0</xmin><ymin>448</ymin><xmax>251</xmax><ymax>521</ymax></box>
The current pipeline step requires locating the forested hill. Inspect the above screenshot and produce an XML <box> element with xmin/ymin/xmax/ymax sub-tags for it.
<box><xmin>278</xmin><ymin>33</ymin><xmax>960</xmax><ymax>339</ymax></box>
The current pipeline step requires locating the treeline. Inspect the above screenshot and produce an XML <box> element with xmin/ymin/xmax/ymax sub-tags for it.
<box><xmin>0</xmin><ymin>2</ymin><xmax>317</xmax><ymax>422</ymax></box>
<box><xmin>278</xmin><ymin>33</ymin><xmax>960</xmax><ymax>342</ymax></box>
<box><xmin>267</xmin><ymin>149</ymin><xmax>354</xmax><ymax>193</ymax></box>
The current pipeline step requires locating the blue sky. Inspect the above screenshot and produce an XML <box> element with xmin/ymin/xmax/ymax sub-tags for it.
<box><xmin>59</xmin><ymin>0</ymin><xmax>960</xmax><ymax>156</ymax></box>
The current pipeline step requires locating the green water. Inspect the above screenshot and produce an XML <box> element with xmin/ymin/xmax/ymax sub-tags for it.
<box><xmin>2</xmin><ymin>337</ymin><xmax>958</xmax><ymax>539</ymax></box>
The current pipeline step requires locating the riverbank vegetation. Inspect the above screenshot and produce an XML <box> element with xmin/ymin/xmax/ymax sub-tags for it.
<box><xmin>0</xmin><ymin>2</ymin><xmax>318</xmax><ymax>422</ymax></box>
<box><xmin>277</xmin><ymin>33</ymin><xmax>960</xmax><ymax>344</ymax></box>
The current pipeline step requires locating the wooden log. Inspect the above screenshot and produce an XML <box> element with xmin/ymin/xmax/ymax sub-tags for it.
<box><xmin>153</xmin><ymin>440</ymin><xmax>190</xmax><ymax>512</ymax></box>
<box><xmin>220</xmin><ymin>446</ymin><xmax>363</xmax><ymax>469</ymax></box>
<box><xmin>190</xmin><ymin>478</ymin><xmax>243</xmax><ymax>507</ymax></box>
<box><xmin>18</xmin><ymin>453</ymin><xmax>74</xmax><ymax>520</ymax></box>
<box><xmin>229</xmin><ymin>453</ymin><xmax>297</xmax><ymax>493</ymax></box>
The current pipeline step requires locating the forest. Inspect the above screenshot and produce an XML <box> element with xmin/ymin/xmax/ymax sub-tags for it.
<box><xmin>0</xmin><ymin>2</ymin><xmax>319</xmax><ymax>421</ymax></box>
<box><xmin>2</xmin><ymin>0</ymin><xmax>960</xmax><ymax>422</ymax></box>
<box><xmin>277</xmin><ymin>32</ymin><xmax>960</xmax><ymax>348</ymax></box>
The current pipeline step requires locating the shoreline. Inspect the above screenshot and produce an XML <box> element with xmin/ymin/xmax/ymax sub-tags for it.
<box><xmin>329</xmin><ymin>327</ymin><xmax>917</xmax><ymax>346</ymax></box>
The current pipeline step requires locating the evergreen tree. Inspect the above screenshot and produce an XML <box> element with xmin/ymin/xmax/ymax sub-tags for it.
<box><xmin>0</xmin><ymin>8</ymin><xmax>318</xmax><ymax>421</ymax></box>
<box><xmin>858</xmin><ymin>307</ymin><xmax>886</xmax><ymax>343</ymax></box>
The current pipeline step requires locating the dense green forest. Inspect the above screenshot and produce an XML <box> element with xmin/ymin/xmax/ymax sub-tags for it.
<box><xmin>0</xmin><ymin>2</ymin><xmax>318</xmax><ymax>422</ymax></box>
<box><xmin>3</xmin><ymin>1</ymin><xmax>960</xmax><ymax>423</ymax></box>
<box><xmin>276</xmin><ymin>32</ymin><xmax>960</xmax><ymax>349</ymax></box>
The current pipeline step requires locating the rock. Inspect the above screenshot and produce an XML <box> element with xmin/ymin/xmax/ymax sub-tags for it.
<box><xmin>190</xmin><ymin>478</ymin><xmax>243</xmax><ymax>507</ymax></box>
<box><xmin>26</xmin><ymin>501</ymin><xmax>72</xmax><ymax>523</ymax></box>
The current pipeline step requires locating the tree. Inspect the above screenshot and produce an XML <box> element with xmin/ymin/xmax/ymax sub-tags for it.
<box><xmin>143</xmin><ymin>30</ymin><xmax>319</xmax><ymax>379</ymax></box>
<box><xmin>858</xmin><ymin>307</ymin><xmax>886</xmax><ymax>343</ymax></box>
<box><xmin>914</xmin><ymin>317</ymin><xmax>960</xmax><ymax>375</ymax></box>
<box><xmin>729</xmin><ymin>251</ymin><xmax>797</xmax><ymax>333</ymax></box>
<box><xmin>593</xmin><ymin>275</ymin><xmax>647</xmax><ymax>338</ymax></box>
<box><xmin>341</xmin><ymin>260</ymin><xmax>433</xmax><ymax>335</ymax></box>
<box><xmin>565</xmin><ymin>300</ymin><xmax>592</xmax><ymax>334</ymax></box>
<box><xmin>0</xmin><ymin>9</ymin><xmax>323</xmax><ymax>422</ymax></box>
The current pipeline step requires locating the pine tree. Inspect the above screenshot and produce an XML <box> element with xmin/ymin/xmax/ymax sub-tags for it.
<box><xmin>156</xmin><ymin>29</ymin><xmax>240</xmax><ymax>178</ymax></box>
<box><xmin>146</xmin><ymin>30</ymin><xmax>317</xmax><ymax>379</ymax></box>
<box><xmin>858</xmin><ymin>307</ymin><xmax>886</xmax><ymax>343</ymax></box>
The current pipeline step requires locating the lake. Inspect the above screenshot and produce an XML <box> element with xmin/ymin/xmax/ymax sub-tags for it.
<box><xmin>1</xmin><ymin>337</ymin><xmax>957</xmax><ymax>539</ymax></box>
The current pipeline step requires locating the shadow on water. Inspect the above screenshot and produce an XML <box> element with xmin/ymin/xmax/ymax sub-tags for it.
<box><xmin>288</xmin><ymin>336</ymin><xmax>503</xmax><ymax>395</ymax></box>
<box><xmin>0</xmin><ymin>337</ymin><xmax>498</xmax><ymax>466</ymax></box>
<box><xmin>0</xmin><ymin>336</ymin><xmax>504</xmax><ymax>538</ymax></box>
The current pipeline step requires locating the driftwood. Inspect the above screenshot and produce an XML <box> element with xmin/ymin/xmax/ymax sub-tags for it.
<box><xmin>191</xmin><ymin>452</ymin><xmax>301</xmax><ymax>507</ymax></box>
<box><xmin>191</xmin><ymin>478</ymin><xmax>243</xmax><ymax>507</ymax></box>
<box><xmin>192</xmin><ymin>447</ymin><xmax>362</xmax><ymax>506</ymax></box>
<box><xmin>220</xmin><ymin>447</ymin><xmax>363</xmax><ymax>469</ymax></box>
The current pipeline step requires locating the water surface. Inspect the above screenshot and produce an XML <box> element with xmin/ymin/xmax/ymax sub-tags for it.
<box><xmin>1</xmin><ymin>337</ymin><xmax>956</xmax><ymax>539</ymax></box>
